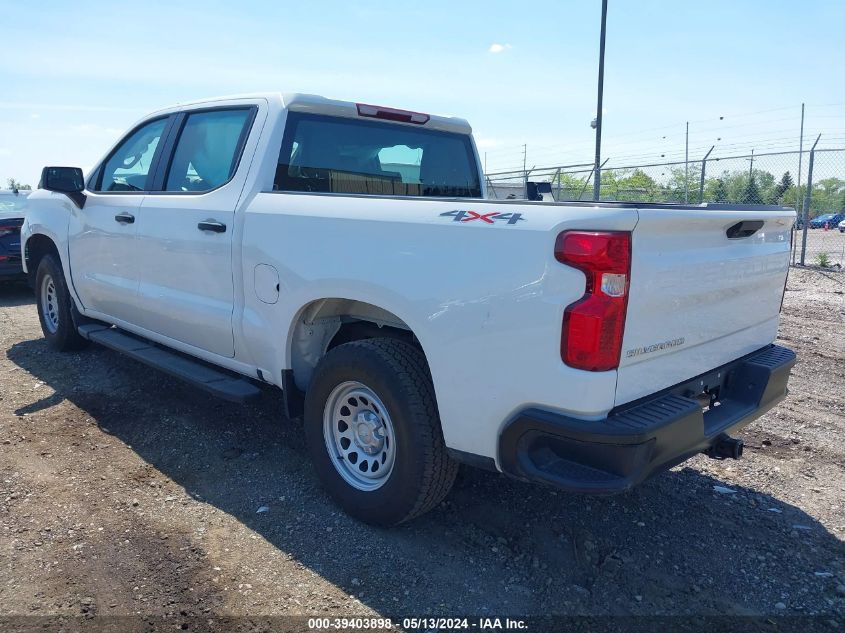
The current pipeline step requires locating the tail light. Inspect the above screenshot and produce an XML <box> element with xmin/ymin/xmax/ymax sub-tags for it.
<box><xmin>555</xmin><ymin>231</ymin><xmax>631</xmax><ymax>371</ymax></box>
<box><xmin>356</xmin><ymin>103</ymin><xmax>430</xmax><ymax>125</ymax></box>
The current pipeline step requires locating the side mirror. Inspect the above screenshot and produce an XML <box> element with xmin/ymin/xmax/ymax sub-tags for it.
<box><xmin>40</xmin><ymin>166</ymin><xmax>86</xmax><ymax>208</ymax></box>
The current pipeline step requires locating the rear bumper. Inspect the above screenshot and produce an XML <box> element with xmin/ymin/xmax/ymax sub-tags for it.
<box><xmin>0</xmin><ymin>254</ymin><xmax>25</xmax><ymax>280</ymax></box>
<box><xmin>499</xmin><ymin>344</ymin><xmax>796</xmax><ymax>494</ymax></box>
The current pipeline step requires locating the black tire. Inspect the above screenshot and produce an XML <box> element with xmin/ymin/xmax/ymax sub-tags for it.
<box><xmin>34</xmin><ymin>253</ymin><xmax>89</xmax><ymax>351</ymax></box>
<box><xmin>304</xmin><ymin>338</ymin><xmax>458</xmax><ymax>526</ymax></box>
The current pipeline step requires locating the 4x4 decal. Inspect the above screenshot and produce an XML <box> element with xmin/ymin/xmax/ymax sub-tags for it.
<box><xmin>440</xmin><ymin>210</ymin><xmax>525</xmax><ymax>225</ymax></box>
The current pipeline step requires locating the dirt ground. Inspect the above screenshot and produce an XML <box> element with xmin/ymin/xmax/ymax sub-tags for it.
<box><xmin>795</xmin><ymin>228</ymin><xmax>845</xmax><ymax>268</ymax></box>
<box><xmin>0</xmin><ymin>267</ymin><xmax>843</xmax><ymax>628</ymax></box>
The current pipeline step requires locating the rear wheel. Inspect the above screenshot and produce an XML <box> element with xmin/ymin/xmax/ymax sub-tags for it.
<box><xmin>304</xmin><ymin>338</ymin><xmax>458</xmax><ymax>526</ymax></box>
<box><xmin>35</xmin><ymin>254</ymin><xmax>89</xmax><ymax>351</ymax></box>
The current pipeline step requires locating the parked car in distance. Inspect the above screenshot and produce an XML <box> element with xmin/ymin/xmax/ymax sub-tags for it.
<box><xmin>838</xmin><ymin>218</ymin><xmax>845</xmax><ymax>233</ymax></box>
<box><xmin>22</xmin><ymin>93</ymin><xmax>797</xmax><ymax>525</ymax></box>
<box><xmin>809</xmin><ymin>212</ymin><xmax>845</xmax><ymax>229</ymax></box>
<box><xmin>0</xmin><ymin>189</ymin><xmax>29</xmax><ymax>281</ymax></box>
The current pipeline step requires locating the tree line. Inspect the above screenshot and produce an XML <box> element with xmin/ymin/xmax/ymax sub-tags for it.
<box><xmin>553</xmin><ymin>167</ymin><xmax>844</xmax><ymax>215</ymax></box>
<box><xmin>5</xmin><ymin>178</ymin><xmax>32</xmax><ymax>191</ymax></box>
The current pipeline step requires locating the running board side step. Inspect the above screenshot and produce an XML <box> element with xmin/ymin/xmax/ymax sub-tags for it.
<box><xmin>77</xmin><ymin>324</ymin><xmax>261</xmax><ymax>403</ymax></box>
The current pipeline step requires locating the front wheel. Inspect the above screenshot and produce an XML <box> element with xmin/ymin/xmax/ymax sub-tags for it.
<box><xmin>35</xmin><ymin>254</ymin><xmax>89</xmax><ymax>351</ymax></box>
<box><xmin>304</xmin><ymin>338</ymin><xmax>458</xmax><ymax>526</ymax></box>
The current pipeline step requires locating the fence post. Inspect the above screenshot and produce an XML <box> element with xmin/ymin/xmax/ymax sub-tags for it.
<box><xmin>579</xmin><ymin>158</ymin><xmax>609</xmax><ymax>201</ymax></box>
<box><xmin>792</xmin><ymin>104</ymin><xmax>805</xmax><ymax>265</ymax></box>
<box><xmin>684</xmin><ymin>122</ymin><xmax>690</xmax><ymax>203</ymax></box>
<box><xmin>698</xmin><ymin>145</ymin><xmax>715</xmax><ymax>203</ymax></box>
<box><xmin>554</xmin><ymin>168</ymin><xmax>561</xmax><ymax>201</ymax></box>
<box><xmin>486</xmin><ymin>176</ymin><xmax>498</xmax><ymax>199</ymax></box>
<box><xmin>800</xmin><ymin>134</ymin><xmax>821</xmax><ymax>265</ymax></box>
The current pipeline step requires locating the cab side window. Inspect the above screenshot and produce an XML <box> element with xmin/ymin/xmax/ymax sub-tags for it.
<box><xmin>96</xmin><ymin>118</ymin><xmax>168</xmax><ymax>192</ymax></box>
<box><xmin>164</xmin><ymin>109</ymin><xmax>252</xmax><ymax>192</ymax></box>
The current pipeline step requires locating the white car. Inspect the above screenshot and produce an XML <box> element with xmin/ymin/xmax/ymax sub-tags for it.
<box><xmin>839</xmin><ymin>218</ymin><xmax>845</xmax><ymax>233</ymax></box>
<box><xmin>22</xmin><ymin>93</ymin><xmax>796</xmax><ymax>525</ymax></box>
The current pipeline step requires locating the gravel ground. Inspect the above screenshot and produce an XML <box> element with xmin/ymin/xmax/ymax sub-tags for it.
<box><xmin>0</xmin><ymin>267</ymin><xmax>843</xmax><ymax>627</ymax></box>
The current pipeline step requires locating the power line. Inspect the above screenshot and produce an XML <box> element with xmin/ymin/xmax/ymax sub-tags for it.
<box><xmin>485</xmin><ymin>145</ymin><xmax>845</xmax><ymax>177</ymax></box>
<box><xmin>492</xmin><ymin>131</ymin><xmax>845</xmax><ymax>171</ymax></box>
<box><xmin>483</xmin><ymin>104</ymin><xmax>836</xmax><ymax>168</ymax></box>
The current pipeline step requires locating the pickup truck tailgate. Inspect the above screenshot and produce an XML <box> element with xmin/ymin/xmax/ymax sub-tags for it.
<box><xmin>615</xmin><ymin>207</ymin><xmax>795</xmax><ymax>406</ymax></box>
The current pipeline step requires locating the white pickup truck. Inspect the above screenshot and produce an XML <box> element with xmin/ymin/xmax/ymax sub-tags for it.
<box><xmin>22</xmin><ymin>93</ymin><xmax>796</xmax><ymax>525</ymax></box>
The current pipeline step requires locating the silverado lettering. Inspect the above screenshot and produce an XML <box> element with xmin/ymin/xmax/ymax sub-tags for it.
<box><xmin>625</xmin><ymin>337</ymin><xmax>686</xmax><ymax>358</ymax></box>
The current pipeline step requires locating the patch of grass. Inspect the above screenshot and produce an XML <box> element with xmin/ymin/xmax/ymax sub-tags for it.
<box><xmin>815</xmin><ymin>252</ymin><xmax>832</xmax><ymax>268</ymax></box>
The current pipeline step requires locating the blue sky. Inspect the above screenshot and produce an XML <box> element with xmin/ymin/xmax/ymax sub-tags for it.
<box><xmin>1</xmin><ymin>0</ymin><xmax>843</xmax><ymax>185</ymax></box>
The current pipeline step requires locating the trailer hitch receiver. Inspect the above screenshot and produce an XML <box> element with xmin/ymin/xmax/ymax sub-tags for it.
<box><xmin>704</xmin><ymin>434</ymin><xmax>744</xmax><ymax>460</ymax></box>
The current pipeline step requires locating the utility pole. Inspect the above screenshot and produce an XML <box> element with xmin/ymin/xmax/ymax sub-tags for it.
<box><xmin>747</xmin><ymin>149</ymin><xmax>755</xmax><ymax>178</ymax></box>
<box><xmin>592</xmin><ymin>0</ymin><xmax>608</xmax><ymax>202</ymax></box>
<box><xmin>684</xmin><ymin>121</ymin><xmax>689</xmax><ymax>203</ymax></box>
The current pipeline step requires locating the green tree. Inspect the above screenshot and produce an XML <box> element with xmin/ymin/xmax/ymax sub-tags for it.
<box><xmin>712</xmin><ymin>178</ymin><xmax>729</xmax><ymax>202</ymax></box>
<box><xmin>772</xmin><ymin>171</ymin><xmax>794</xmax><ymax>204</ymax></box>
<box><xmin>739</xmin><ymin>174</ymin><xmax>763</xmax><ymax>204</ymax></box>
<box><xmin>552</xmin><ymin>172</ymin><xmax>590</xmax><ymax>200</ymax></box>
<box><xmin>811</xmin><ymin>178</ymin><xmax>845</xmax><ymax>215</ymax></box>
<box><xmin>665</xmin><ymin>166</ymin><xmax>701</xmax><ymax>203</ymax></box>
<box><xmin>615</xmin><ymin>168</ymin><xmax>659</xmax><ymax>202</ymax></box>
<box><xmin>754</xmin><ymin>170</ymin><xmax>776</xmax><ymax>204</ymax></box>
<box><xmin>816</xmin><ymin>177</ymin><xmax>844</xmax><ymax>198</ymax></box>
<box><xmin>709</xmin><ymin>170</ymin><xmax>749</xmax><ymax>203</ymax></box>
<box><xmin>598</xmin><ymin>169</ymin><xmax>621</xmax><ymax>200</ymax></box>
<box><xmin>6</xmin><ymin>178</ymin><xmax>31</xmax><ymax>191</ymax></box>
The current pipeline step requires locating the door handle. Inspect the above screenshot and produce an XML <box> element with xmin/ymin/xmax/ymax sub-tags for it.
<box><xmin>198</xmin><ymin>220</ymin><xmax>227</xmax><ymax>233</ymax></box>
<box><xmin>726</xmin><ymin>220</ymin><xmax>764</xmax><ymax>239</ymax></box>
<box><xmin>114</xmin><ymin>212</ymin><xmax>135</xmax><ymax>224</ymax></box>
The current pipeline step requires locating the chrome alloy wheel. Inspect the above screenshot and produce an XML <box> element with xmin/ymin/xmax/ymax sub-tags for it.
<box><xmin>40</xmin><ymin>273</ymin><xmax>59</xmax><ymax>334</ymax></box>
<box><xmin>323</xmin><ymin>381</ymin><xmax>396</xmax><ymax>491</ymax></box>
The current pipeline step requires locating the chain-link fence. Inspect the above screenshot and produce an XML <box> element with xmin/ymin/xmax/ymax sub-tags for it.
<box><xmin>485</xmin><ymin>148</ymin><xmax>845</xmax><ymax>268</ymax></box>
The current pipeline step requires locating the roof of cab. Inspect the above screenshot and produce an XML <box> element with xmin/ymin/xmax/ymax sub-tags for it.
<box><xmin>149</xmin><ymin>92</ymin><xmax>472</xmax><ymax>135</ymax></box>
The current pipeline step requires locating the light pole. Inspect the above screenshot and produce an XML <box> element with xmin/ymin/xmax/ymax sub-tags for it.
<box><xmin>592</xmin><ymin>0</ymin><xmax>608</xmax><ymax>202</ymax></box>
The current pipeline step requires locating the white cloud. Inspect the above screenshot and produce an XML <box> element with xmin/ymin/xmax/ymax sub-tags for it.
<box><xmin>488</xmin><ymin>43</ymin><xmax>512</xmax><ymax>54</ymax></box>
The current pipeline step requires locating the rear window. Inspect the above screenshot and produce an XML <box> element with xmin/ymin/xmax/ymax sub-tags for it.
<box><xmin>274</xmin><ymin>112</ymin><xmax>481</xmax><ymax>198</ymax></box>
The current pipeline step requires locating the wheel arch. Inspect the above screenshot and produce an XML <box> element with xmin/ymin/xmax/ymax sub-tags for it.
<box><xmin>23</xmin><ymin>232</ymin><xmax>61</xmax><ymax>286</ymax></box>
<box><xmin>286</xmin><ymin>297</ymin><xmax>429</xmax><ymax>394</ymax></box>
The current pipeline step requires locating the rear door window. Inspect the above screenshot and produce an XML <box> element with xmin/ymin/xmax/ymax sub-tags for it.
<box><xmin>274</xmin><ymin>112</ymin><xmax>481</xmax><ymax>198</ymax></box>
<box><xmin>164</xmin><ymin>108</ymin><xmax>253</xmax><ymax>192</ymax></box>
